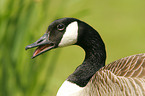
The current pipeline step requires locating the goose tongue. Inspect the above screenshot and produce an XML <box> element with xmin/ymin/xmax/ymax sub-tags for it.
<box><xmin>32</xmin><ymin>44</ymin><xmax>54</xmax><ymax>58</ymax></box>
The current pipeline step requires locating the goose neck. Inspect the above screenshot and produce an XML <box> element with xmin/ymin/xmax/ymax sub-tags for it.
<box><xmin>67</xmin><ymin>28</ymin><xmax>106</xmax><ymax>87</ymax></box>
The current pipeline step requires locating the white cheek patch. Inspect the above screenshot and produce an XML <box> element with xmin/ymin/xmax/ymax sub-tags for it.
<box><xmin>58</xmin><ymin>21</ymin><xmax>78</xmax><ymax>47</ymax></box>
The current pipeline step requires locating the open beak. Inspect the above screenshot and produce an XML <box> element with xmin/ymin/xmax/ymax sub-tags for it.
<box><xmin>25</xmin><ymin>33</ymin><xmax>55</xmax><ymax>58</ymax></box>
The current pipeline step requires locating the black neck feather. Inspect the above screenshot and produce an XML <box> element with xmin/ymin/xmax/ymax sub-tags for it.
<box><xmin>67</xmin><ymin>21</ymin><xmax>106</xmax><ymax>87</ymax></box>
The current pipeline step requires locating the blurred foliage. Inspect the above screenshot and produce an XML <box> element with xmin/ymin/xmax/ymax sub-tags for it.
<box><xmin>0</xmin><ymin>0</ymin><xmax>145</xmax><ymax>96</ymax></box>
<box><xmin>0</xmin><ymin>0</ymin><xmax>89</xmax><ymax>96</ymax></box>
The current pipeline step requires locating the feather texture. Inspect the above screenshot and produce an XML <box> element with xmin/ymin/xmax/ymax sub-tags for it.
<box><xmin>83</xmin><ymin>53</ymin><xmax>145</xmax><ymax>96</ymax></box>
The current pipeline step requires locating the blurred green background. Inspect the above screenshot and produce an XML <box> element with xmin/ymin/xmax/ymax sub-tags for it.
<box><xmin>1</xmin><ymin>0</ymin><xmax>145</xmax><ymax>96</ymax></box>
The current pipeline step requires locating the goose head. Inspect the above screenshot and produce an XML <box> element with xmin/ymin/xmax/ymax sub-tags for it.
<box><xmin>26</xmin><ymin>18</ymin><xmax>78</xmax><ymax>58</ymax></box>
<box><xmin>25</xmin><ymin>18</ymin><xmax>106</xmax><ymax>59</ymax></box>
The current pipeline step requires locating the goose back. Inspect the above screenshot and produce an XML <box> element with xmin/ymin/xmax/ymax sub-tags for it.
<box><xmin>83</xmin><ymin>53</ymin><xmax>145</xmax><ymax>96</ymax></box>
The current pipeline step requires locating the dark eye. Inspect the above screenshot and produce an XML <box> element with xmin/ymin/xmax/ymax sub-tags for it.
<box><xmin>57</xmin><ymin>24</ymin><xmax>65</xmax><ymax>31</ymax></box>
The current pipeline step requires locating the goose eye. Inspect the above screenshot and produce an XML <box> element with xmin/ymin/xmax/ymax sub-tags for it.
<box><xmin>57</xmin><ymin>24</ymin><xmax>65</xmax><ymax>31</ymax></box>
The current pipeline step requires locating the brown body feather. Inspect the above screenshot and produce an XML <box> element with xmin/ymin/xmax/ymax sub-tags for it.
<box><xmin>83</xmin><ymin>54</ymin><xmax>145</xmax><ymax>96</ymax></box>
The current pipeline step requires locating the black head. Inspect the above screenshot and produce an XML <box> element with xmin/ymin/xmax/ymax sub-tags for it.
<box><xmin>25</xmin><ymin>18</ymin><xmax>79</xmax><ymax>58</ymax></box>
<box><xmin>25</xmin><ymin>18</ymin><xmax>105</xmax><ymax>59</ymax></box>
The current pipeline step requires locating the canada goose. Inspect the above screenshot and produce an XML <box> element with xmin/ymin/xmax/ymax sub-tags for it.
<box><xmin>25</xmin><ymin>18</ymin><xmax>145</xmax><ymax>96</ymax></box>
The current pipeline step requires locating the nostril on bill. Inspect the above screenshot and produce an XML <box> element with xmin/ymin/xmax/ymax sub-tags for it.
<box><xmin>37</xmin><ymin>39</ymin><xmax>43</xmax><ymax>44</ymax></box>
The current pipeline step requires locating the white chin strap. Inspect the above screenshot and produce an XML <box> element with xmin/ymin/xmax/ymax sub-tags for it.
<box><xmin>58</xmin><ymin>21</ymin><xmax>78</xmax><ymax>47</ymax></box>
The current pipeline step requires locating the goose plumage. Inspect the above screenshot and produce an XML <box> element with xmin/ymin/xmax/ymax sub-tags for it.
<box><xmin>87</xmin><ymin>54</ymin><xmax>145</xmax><ymax>96</ymax></box>
<box><xmin>25</xmin><ymin>18</ymin><xmax>145</xmax><ymax>96</ymax></box>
